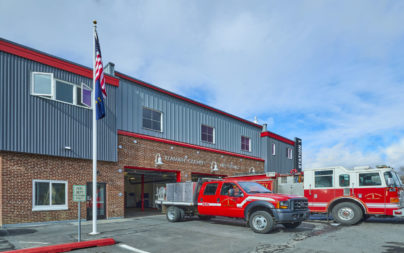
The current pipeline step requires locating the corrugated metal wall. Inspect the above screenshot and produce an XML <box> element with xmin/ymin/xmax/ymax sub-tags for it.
<box><xmin>116</xmin><ymin>79</ymin><xmax>262</xmax><ymax>158</ymax></box>
<box><xmin>0</xmin><ymin>52</ymin><xmax>117</xmax><ymax>162</ymax></box>
<box><xmin>265</xmin><ymin>138</ymin><xmax>295</xmax><ymax>173</ymax></box>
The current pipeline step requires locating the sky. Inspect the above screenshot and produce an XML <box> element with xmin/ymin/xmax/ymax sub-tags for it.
<box><xmin>1</xmin><ymin>0</ymin><xmax>404</xmax><ymax>170</ymax></box>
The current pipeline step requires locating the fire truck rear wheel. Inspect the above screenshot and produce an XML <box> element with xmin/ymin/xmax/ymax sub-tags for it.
<box><xmin>166</xmin><ymin>206</ymin><xmax>181</xmax><ymax>222</ymax></box>
<box><xmin>332</xmin><ymin>202</ymin><xmax>363</xmax><ymax>225</ymax></box>
<box><xmin>249</xmin><ymin>211</ymin><xmax>275</xmax><ymax>234</ymax></box>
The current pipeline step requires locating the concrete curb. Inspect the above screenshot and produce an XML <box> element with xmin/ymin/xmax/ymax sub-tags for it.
<box><xmin>3</xmin><ymin>238</ymin><xmax>116</xmax><ymax>253</ymax></box>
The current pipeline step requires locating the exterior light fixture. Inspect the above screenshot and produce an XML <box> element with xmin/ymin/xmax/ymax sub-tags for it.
<box><xmin>118</xmin><ymin>168</ymin><xmax>123</xmax><ymax>173</ymax></box>
<box><xmin>211</xmin><ymin>161</ymin><xmax>219</xmax><ymax>172</ymax></box>
<box><xmin>249</xmin><ymin>167</ymin><xmax>255</xmax><ymax>173</ymax></box>
<box><xmin>155</xmin><ymin>153</ymin><xmax>164</xmax><ymax>166</ymax></box>
<box><xmin>64</xmin><ymin>146</ymin><xmax>71</xmax><ymax>150</ymax></box>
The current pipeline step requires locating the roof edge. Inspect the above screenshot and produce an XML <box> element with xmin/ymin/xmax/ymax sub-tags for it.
<box><xmin>115</xmin><ymin>71</ymin><xmax>262</xmax><ymax>129</ymax></box>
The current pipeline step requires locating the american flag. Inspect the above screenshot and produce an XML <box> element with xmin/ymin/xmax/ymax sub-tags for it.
<box><xmin>94</xmin><ymin>31</ymin><xmax>107</xmax><ymax>119</ymax></box>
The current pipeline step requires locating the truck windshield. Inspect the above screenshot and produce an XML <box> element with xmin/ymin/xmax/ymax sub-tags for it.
<box><xmin>384</xmin><ymin>171</ymin><xmax>402</xmax><ymax>187</ymax></box>
<box><xmin>238</xmin><ymin>182</ymin><xmax>271</xmax><ymax>194</ymax></box>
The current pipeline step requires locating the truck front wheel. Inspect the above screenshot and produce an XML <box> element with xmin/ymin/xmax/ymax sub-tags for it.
<box><xmin>249</xmin><ymin>211</ymin><xmax>275</xmax><ymax>234</ymax></box>
<box><xmin>166</xmin><ymin>206</ymin><xmax>181</xmax><ymax>222</ymax></box>
<box><xmin>332</xmin><ymin>202</ymin><xmax>363</xmax><ymax>225</ymax></box>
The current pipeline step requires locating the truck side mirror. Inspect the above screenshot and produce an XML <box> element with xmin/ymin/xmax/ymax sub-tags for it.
<box><xmin>387</xmin><ymin>177</ymin><xmax>394</xmax><ymax>187</ymax></box>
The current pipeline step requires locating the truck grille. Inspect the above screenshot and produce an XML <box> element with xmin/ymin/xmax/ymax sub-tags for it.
<box><xmin>292</xmin><ymin>199</ymin><xmax>308</xmax><ymax>210</ymax></box>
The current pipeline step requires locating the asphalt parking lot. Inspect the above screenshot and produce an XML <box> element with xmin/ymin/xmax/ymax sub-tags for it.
<box><xmin>1</xmin><ymin>215</ymin><xmax>404</xmax><ymax>253</ymax></box>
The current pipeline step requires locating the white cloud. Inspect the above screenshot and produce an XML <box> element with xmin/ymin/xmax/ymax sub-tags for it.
<box><xmin>385</xmin><ymin>138</ymin><xmax>404</xmax><ymax>168</ymax></box>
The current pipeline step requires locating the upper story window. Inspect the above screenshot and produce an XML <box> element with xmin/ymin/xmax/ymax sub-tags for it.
<box><xmin>272</xmin><ymin>143</ymin><xmax>276</xmax><ymax>155</ymax></box>
<box><xmin>32</xmin><ymin>180</ymin><xmax>68</xmax><ymax>211</ymax></box>
<box><xmin>142</xmin><ymin>107</ymin><xmax>162</xmax><ymax>132</ymax></box>
<box><xmin>287</xmin><ymin>147</ymin><xmax>293</xmax><ymax>159</ymax></box>
<box><xmin>241</xmin><ymin>136</ymin><xmax>251</xmax><ymax>152</ymax></box>
<box><xmin>201</xmin><ymin>125</ymin><xmax>215</xmax><ymax>144</ymax></box>
<box><xmin>31</xmin><ymin>72</ymin><xmax>92</xmax><ymax>108</ymax></box>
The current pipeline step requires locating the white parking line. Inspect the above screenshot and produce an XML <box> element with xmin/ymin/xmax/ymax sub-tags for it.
<box><xmin>118</xmin><ymin>243</ymin><xmax>150</xmax><ymax>253</ymax></box>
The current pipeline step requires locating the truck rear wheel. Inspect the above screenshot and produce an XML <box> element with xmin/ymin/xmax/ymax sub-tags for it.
<box><xmin>166</xmin><ymin>206</ymin><xmax>181</xmax><ymax>222</ymax></box>
<box><xmin>332</xmin><ymin>202</ymin><xmax>363</xmax><ymax>225</ymax></box>
<box><xmin>249</xmin><ymin>211</ymin><xmax>275</xmax><ymax>234</ymax></box>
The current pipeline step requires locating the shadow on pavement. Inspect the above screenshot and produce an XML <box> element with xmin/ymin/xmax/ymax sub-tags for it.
<box><xmin>0</xmin><ymin>228</ymin><xmax>37</xmax><ymax>237</ymax></box>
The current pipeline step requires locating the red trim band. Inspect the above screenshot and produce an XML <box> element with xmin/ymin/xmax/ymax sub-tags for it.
<box><xmin>0</xmin><ymin>39</ymin><xmax>119</xmax><ymax>87</ymax></box>
<box><xmin>115</xmin><ymin>71</ymin><xmax>262</xmax><ymax>129</ymax></box>
<box><xmin>4</xmin><ymin>238</ymin><xmax>116</xmax><ymax>253</ymax></box>
<box><xmin>124</xmin><ymin>166</ymin><xmax>181</xmax><ymax>182</ymax></box>
<box><xmin>118</xmin><ymin>130</ymin><xmax>265</xmax><ymax>162</ymax></box>
<box><xmin>260</xmin><ymin>131</ymin><xmax>295</xmax><ymax>146</ymax></box>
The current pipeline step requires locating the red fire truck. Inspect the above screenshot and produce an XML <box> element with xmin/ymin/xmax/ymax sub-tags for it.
<box><xmin>229</xmin><ymin>166</ymin><xmax>404</xmax><ymax>225</ymax></box>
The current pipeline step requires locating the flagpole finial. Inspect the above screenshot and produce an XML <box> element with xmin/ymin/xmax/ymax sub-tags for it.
<box><xmin>93</xmin><ymin>20</ymin><xmax>97</xmax><ymax>25</ymax></box>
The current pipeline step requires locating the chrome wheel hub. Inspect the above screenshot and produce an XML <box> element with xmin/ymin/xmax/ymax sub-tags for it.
<box><xmin>338</xmin><ymin>207</ymin><xmax>355</xmax><ymax>221</ymax></box>
<box><xmin>252</xmin><ymin>215</ymin><xmax>267</xmax><ymax>230</ymax></box>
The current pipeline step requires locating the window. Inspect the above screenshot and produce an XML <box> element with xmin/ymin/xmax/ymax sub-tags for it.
<box><xmin>287</xmin><ymin>148</ymin><xmax>293</xmax><ymax>159</ymax></box>
<box><xmin>359</xmin><ymin>173</ymin><xmax>381</xmax><ymax>186</ymax></box>
<box><xmin>241</xmin><ymin>136</ymin><xmax>251</xmax><ymax>151</ymax></box>
<box><xmin>31</xmin><ymin>72</ymin><xmax>92</xmax><ymax>108</ymax></box>
<box><xmin>32</xmin><ymin>180</ymin><xmax>68</xmax><ymax>211</ymax></box>
<box><xmin>142</xmin><ymin>107</ymin><xmax>162</xmax><ymax>131</ymax></box>
<box><xmin>272</xmin><ymin>143</ymin><xmax>276</xmax><ymax>155</ymax></box>
<box><xmin>220</xmin><ymin>183</ymin><xmax>237</xmax><ymax>196</ymax></box>
<box><xmin>201</xmin><ymin>125</ymin><xmax>215</xmax><ymax>144</ymax></box>
<box><xmin>315</xmin><ymin>170</ymin><xmax>333</xmax><ymax>188</ymax></box>
<box><xmin>281</xmin><ymin>177</ymin><xmax>287</xmax><ymax>184</ymax></box>
<box><xmin>203</xmin><ymin>183</ymin><xmax>218</xmax><ymax>195</ymax></box>
<box><xmin>55</xmin><ymin>80</ymin><xmax>74</xmax><ymax>104</ymax></box>
<box><xmin>32</xmin><ymin>72</ymin><xmax>53</xmax><ymax>96</ymax></box>
<box><xmin>339</xmin><ymin>174</ymin><xmax>350</xmax><ymax>187</ymax></box>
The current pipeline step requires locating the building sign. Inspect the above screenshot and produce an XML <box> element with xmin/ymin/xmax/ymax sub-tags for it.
<box><xmin>162</xmin><ymin>155</ymin><xmax>241</xmax><ymax>170</ymax></box>
<box><xmin>73</xmin><ymin>185</ymin><xmax>86</xmax><ymax>202</ymax></box>
<box><xmin>294</xmin><ymin>138</ymin><xmax>302</xmax><ymax>172</ymax></box>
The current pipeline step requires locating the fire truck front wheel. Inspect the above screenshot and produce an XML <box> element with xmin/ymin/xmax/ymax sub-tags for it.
<box><xmin>249</xmin><ymin>211</ymin><xmax>275</xmax><ymax>234</ymax></box>
<box><xmin>332</xmin><ymin>202</ymin><xmax>363</xmax><ymax>225</ymax></box>
<box><xmin>166</xmin><ymin>206</ymin><xmax>182</xmax><ymax>222</ymax></box>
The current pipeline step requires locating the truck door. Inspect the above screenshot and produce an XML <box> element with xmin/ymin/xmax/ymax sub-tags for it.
<box><xmin>197</xmin><ymin>182</ymin><xmax>221</xmax><ymax>216</ymax></box>
<box><xmin>217</xmin><ymin>183</ymin><xmax>245</xmax><ymax>218</ymax></box>
<box><xmin>355</xmin><ymin>172</ymin><xmax>386</xmax><ymax>214</ymax></box>
<box><xmin>309</xmin><ymin>169</ymin><xmax>336</xmax><ymax>213</ymax></box>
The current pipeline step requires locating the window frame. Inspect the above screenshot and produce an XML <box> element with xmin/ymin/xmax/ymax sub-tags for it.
<box><xmin>32</xmin><ymin>180</ymin><xmax>68</xmax><ymax>211</ymax></box>
<box><xmin>241</xmin><ymin>136</ymin><xmax>251</xmax><ymax>152</ymax></box>
<box><xmin>78</xmin><ymin>82</ymin><xmax>93</xmax><ymax>108</ymax></box>
<box><xmin>31</xmin><ymin>72</ymin><xmax>92</xmax><ymax>109</ymax></box>
<box><xmin>287</xmin><ymin>147</ymin><xmax>293</xmax><ymax>159</ymax></box>
<box><xmin>142</xmin><ymin>107</ymin><xmax>163</xmax><ymax>132</ymax></box>
<box><xmin>314</xmin><ymin>170</ymin><xmax>334</xmax><ymax>188</ymax></box>
<box><xmin>55</xmin><ymin>79</ymin><xmax>76</xmax><ymax>105</ymax></box>
<box><xmin>201</xmin><ymin>124</ymin><xmax>215</xmax><ymax>144</ymax></box>
<box><xmin>272</xmin><ymin>143</ymin><xmax>276</xmax><ymax>155</ymax></box>
<box><xmin>31</xmin><ymin>72</ymin><xmax>54</xmax><ymax>97</ymax></box>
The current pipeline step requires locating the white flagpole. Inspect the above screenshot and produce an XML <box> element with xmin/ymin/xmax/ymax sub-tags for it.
<box><xmin>90</xmin><ymin>20</ymin><xmax>99</xmax><ymax>235</ymax></box>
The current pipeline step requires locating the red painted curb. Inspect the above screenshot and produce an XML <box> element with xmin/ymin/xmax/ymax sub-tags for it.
<box><xmin>4</xmin><ymin>238</ymin><xmax>116</xmax><ymax>253</ymax></box>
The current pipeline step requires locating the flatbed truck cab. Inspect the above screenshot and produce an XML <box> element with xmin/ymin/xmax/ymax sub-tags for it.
<box><xmin>156</xmin><ymin>179</ymin><xmax>309</xmax><ymax>233</ymax></box>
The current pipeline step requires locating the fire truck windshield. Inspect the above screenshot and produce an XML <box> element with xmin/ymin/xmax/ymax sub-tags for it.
<box><xmin>238</xmin><ymin>182</ymin><xmax>272</xmax><ymax>194</ymax></box>
<box><xmin>384</xmin><ymin>171</ymin><xmax>402</xmax><ymax>187</ymax></box>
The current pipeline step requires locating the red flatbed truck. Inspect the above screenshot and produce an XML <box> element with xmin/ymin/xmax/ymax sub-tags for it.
<box><xmin>155</xmin><ymin>179</ymin><xmax>309</xmax><ymax>233</ymax></box>
<box><xmin>228</xmin><ymin>166</ymin><xmax>404</xmax><ymax>225</ymax></box>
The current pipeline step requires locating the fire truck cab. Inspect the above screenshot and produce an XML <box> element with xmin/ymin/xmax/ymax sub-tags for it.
<box><xmin>304</xmin><ymin>166</ymin><xmax>404</xmax><ymax>225</ymax></box>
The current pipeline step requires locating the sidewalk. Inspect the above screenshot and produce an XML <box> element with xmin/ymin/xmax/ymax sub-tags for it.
<box><xmin>0</xmin><ymin>216</ymin><xmax>149</xmax><ymax>252</ymax></box>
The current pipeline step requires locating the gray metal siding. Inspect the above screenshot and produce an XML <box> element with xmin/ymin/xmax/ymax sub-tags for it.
<box><xmin>0</xmin><ymin>52</ymin><xmax>117</xmax><ymax>162</ymax></box>
<box><xmin>117</xmin><ymin>79</ymin><xmax>262</xmax><ymax>158</ymax></box>
<box><xmin>266</xmin><ymin>139</ymin><xmax>295</xmax><ymax>173</ymax></box>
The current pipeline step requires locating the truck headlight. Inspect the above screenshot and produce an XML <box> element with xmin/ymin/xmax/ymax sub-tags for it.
<box><xmin>278</xmin><ymin>201</ymin><xmax>289</xmax><ymax>209</ymax></box>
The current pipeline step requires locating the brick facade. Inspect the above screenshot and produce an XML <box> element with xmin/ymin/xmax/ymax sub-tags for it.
<box><xmin>0</xmin><ymin>135</ymin><xmax>264</xmax><ymax>226</ymax></box>
<box><xmin>118</xmin><ymin>135</ymin><xmax>265</xmax><ymax>179</ymax></box>
<box><xmin>0</xmin><ymin>151</ymin><xmax>124</xmax><ymax>226</ymax></box>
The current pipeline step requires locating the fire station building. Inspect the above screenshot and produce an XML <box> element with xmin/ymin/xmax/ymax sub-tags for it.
<box><xmin>0</xmin><ymin>38</ymin><xmax>302</xmax><ymax>226</ymax></box>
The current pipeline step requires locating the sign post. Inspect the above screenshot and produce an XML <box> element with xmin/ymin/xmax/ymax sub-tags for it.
<box><xmin>73</xmin><ymin>185</ymin><xmax>87</xmax><ymax>242</ymax></box>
